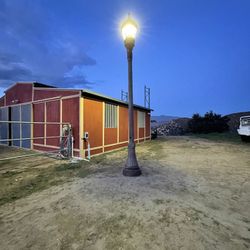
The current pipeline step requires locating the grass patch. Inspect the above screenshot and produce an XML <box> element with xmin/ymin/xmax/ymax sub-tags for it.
<box><xmin>78</xmin><ymin>167</ymin><xmax>96</xmax><ymax>178</ymax></box>
<box><xmin>0</xmin><ymin>173</ymin><xmax>62</xmax><ymax>205</ymax></box>
<box><xmin>1</xmin><ymin>170</ymin><xmax>20</xmax><ymax>178</ymax></box>
<box><xmin>191</xmin><ymin>132</ymin><xmax>243</xmax><ymax>144</ymax></box>
<box><xmin>138</xmin><ymin>138</ymin><xmax>165</xmax><ymax>160</ymax></box>
<box><xmin>55</xmin><ymin>162</ymin><xmax>82</xmax><ymax>172</ymax></box>
<box><xmin>194</xmin><ymin>132</ymin><xmax>240</xmax><ymax>143</ymax></box>
<box><xmin>0</xmin><ymin>159</ymin><xmax>13</xmax><ymax>168</ymax></box>
<box><xmin>0</xmin><ymin>159</ymin><xmax>94</xmax><ymax>206</ymax></box>
<box><xmin>0</xmin><ymin>140</ymin><xmax>160</xmax><ymax>206</ymax></box>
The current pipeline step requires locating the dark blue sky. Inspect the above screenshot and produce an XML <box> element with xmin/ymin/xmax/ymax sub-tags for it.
<box><xmin>0</xmin><ymin>0</ymin><xmax>249</xmax><ymax>117</ymax></box>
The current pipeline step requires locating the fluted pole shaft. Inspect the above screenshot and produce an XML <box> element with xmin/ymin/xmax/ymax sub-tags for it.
<box><xmin>123</xmin><ymin>39</ymin><xmax>141</xmax><ymax>177</ymax></box>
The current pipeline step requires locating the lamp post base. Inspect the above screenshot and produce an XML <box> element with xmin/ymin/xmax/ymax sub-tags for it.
<box><xmin>123</xmin><ymin>167</ymin><xmax>141</xmax><ymax>177</ymax></box>
<box><xmin>123</xmin><ymin>142</ymin><xmax>141</xmax><ymax>177</ymax></box>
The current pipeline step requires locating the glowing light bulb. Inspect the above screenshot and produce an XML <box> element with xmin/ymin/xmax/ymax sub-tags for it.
<box><xmin>121</xmin><ymin>15</ymin><xmax>138</xmax><ymax>41</ymax></box>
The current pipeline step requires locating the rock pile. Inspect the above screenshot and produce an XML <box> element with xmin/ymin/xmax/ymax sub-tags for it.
<box><xmin>152</xmin><ymin>120</ymin><xmax>188</xmax><ymax>136</ymax></box>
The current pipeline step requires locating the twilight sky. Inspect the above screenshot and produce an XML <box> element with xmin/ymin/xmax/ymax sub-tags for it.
<box><xmin>0</xmin><ymin>0</ymin><xmax>249</xmax><ymax>117</ymax></box>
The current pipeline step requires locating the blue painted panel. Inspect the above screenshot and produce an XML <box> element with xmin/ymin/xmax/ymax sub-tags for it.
<box><xmin>11</xmin><ymin>106</ymin><xmax>20</xmax><ymax>147</ymax></box>
<box><xmin>21</xmin><ymin>104</ymin><xmax>31</xmax><ymax>148</ymax></box>
<box><xmin>0</xmin><ymin>107</ymin><xmax>8</xmax><ymax>145</ymax></box>
<box><xmin>21</xmin><ymin>104</ymin><xmax>31</xmax><ymax>121</ymax></box>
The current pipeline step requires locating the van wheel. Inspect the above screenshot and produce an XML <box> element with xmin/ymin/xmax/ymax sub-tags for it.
<box><xmin>241</xmin><ymin>135</ymin><xmax>250</xmax><ymax>142</ymax></box>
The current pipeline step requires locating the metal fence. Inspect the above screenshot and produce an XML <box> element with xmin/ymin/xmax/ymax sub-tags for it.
<box><xmin>0</xmin><ymin>121</ymin><xmax>73</xmax><ymax>161</ymax></box>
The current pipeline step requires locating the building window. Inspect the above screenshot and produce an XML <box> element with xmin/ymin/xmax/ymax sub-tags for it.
<box><xmin>138</xmin><ymin>111</ymin><xmax>145</xmax><ymax>128</ymax></box>
<box><xmin>105</xmin><ymin>103</ymin><xmax>117</xmax><ymax>128</ymax></box>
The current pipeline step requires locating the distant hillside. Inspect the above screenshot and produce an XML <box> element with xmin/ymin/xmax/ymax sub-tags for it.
<box><xmin>151</xmin><ymin>115</ymin><xmax>180</xmax><ymax>128</ymax></box>
<box><xmin>151</xmin><ymin>115</ymin><xmax>179</xmax><ymax>123</ymax></box>
<box><xmin>151</xmin><ymin>111</ymin><xmax>250</xmax><ymax>135</ymax></box>
<box><xmin>225</xmin><ymin>111</ymin><xmax>250</xmax><ymax>132</ymax></box>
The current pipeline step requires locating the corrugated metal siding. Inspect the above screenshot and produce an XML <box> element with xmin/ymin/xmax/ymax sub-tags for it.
<box><xmin>105</xmin><ymin>103</ymin><xmax>117</xmax><ymax>128</ymax></box>
<box><xmin>139</xmin><ymin>128</ymin><xmax>144</xmax><ymax>138</ymax></box>
<box><xmin>88</xmin><ymin>148</ymin><xmax>103</xmax><ymax>156</ymax></box>
<box><xmin>134</xmin><ymin>110</ymin><xmax>138</xmax><ymax>139</ymax></box>
<box><xmin>119</xmin><ymin>106</ymin><xmax>128</xmax><ymax>142</ymax></box>
<box><xmin>0</xmin><ymin>97</ymin><xmax>5</xmax><ymax>107</ymax></box>
<box><xmin>46</xmin><ymin>100</ymin><xmax>60</xmax><ymax>146</ymax></box>
<box><xmin>33</xmin><ymin>103</ymin><xmax>45</xmax><ymax>145</ymax></box>
<box><xmin>146</xmin><ymin>113</ymin><xmax>151</xmax><ymax>137</ymax></box>
<box><xmin>11</xmin><ymin>106</ymin><xmax>21</xmax><ymax>147</ymax></box>
<box><xmin>21</xmin><ymin>104</ymin><xmax>31</xmax><ymax>148</ymax></box>
<box><xmin>33</xmin><ymin>97</ymin><xmax>80</xmax><ymax>152</ymax></box>
<box><xmin>138</xmin><ymin>111</ymin><xmax>145</xmax><ymax>128</ymax></box>
<box><xmin>104</xmin><ymin>128</ymin><xmax>117</xmax><ymax>145</ymax></box>
<box><xmin>0</xmin><ymin>104</ymin><xmax>31</xmax><ymax>148</ymax></box>
<box><xmin>84</xmin><ymin>98</ymin><xmax>103</xmax><ymax>148</ymax></box>
<box><xmin>5</xmin><ymin>83</ymin><xmax>32</xmax><ymax>106</ymax></box>
<box><xmin>34</xmin><ymin>89</ymin><xmax>78</xmax><ymax>101</ymax></box>
<box><xmin>0</xmin><ymin>107</ymin><xmax>9</xmax><ymax>145</ymax></box>
<box><xmin>104</xmin><ymin>143</ymin><xmax>127</xmax><ymax>152</ymax></box>
<box><xmin>62</xmin><ymin>97</ymin><xmax>80</xmax><ymax>149</ymax></box>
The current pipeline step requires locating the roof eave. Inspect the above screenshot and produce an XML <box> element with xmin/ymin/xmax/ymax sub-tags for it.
<box><xmin>81</xmin><ymin>89</ymin><xmax>152</xmax><ymax>112</ymax></box>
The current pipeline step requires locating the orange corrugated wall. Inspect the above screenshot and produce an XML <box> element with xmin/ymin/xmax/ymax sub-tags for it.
<box><xmin>84</xmin><ymin>98</ymin><xmax>103</xmax><ymax>149</ymax></box>
<box><xmin>83</xmin><ymin>98</ymin><xmax>150</xmax><ymax>156</ymax></box>
<box><xmin>146</xmin><ymin>112</ymin><xmax>151</xmax><ymax>137</ymax></box>
<box><xmin>119</xmin><ymin>106</ymin><xmax>128</xmax><ymax>142</ymax></box>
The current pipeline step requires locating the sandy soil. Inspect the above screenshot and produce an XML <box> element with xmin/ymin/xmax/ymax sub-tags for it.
<box><xmin>0</xmin><ymin>136</ymin><xmax>250</xmax><ymax>250</ymax></box>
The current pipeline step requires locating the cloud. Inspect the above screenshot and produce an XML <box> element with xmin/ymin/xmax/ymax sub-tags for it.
<box><xmin>0</xmin><ymin>52</ymin><xmax>21</xmax><ymax>64</ymax></box>
<box><xmin>0</xmin><ymin>52</ymin><xmax>33</xmax><ymax>87</ymax></box>
<box><xmin>0</xmin><ymin>64</ymin><xmax>32</xmax><ymax>81</ymax></box>
<box><xmin>0</xmin><ymin>0</ymin><xmax>96</xmax><ymax>89</ymax></box>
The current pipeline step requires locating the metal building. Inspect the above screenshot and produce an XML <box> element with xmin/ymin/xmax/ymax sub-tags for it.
<box><xmin>0</xmin><ymin>82</ymin><xmax>151</xmax><ymax>158</ymax></box>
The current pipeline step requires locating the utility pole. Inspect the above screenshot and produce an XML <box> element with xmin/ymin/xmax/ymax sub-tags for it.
<box><xmin>144</xmin><ymin>85</ymin><xmax>150</xmax><ymax>109</ymax></box>
<box><xmin>121</xmin><ymin>90</ymin><xmax>128</xmax><ymax>102</ymax></box>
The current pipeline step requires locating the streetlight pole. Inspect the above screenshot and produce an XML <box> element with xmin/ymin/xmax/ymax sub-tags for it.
<box><xmin>121</xmin><ymin>15</ymin><xmax>142</xmax><ymax>177</ymax></box>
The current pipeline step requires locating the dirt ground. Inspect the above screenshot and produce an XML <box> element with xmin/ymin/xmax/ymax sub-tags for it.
<box><xmin>0</xmin><ymin>136</ymin><xmax>250</xmax><ymax>250</ymax></box>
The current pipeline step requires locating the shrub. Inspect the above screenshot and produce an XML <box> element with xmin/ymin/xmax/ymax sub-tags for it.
<box><xmin>188</xmin><ymin>111</ymin><xmax>229</xmax><ymax>133</ymax></box>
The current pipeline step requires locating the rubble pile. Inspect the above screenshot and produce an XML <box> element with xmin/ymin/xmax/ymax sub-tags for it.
<box><xmin>152</xmin><ymin>118</ymin><xmax>188</xmax><ymax>135</ymax></box>
<box><xmin>153</xmin><ymin>120</ymin><xmax>186</xmax><ymax>136</ymax></box>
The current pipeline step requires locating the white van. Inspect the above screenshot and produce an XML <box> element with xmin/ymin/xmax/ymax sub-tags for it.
<box><xmin>237</xmin><ymin>116</ymin><xmax>250</xmax><ymax>142</ymax></box>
